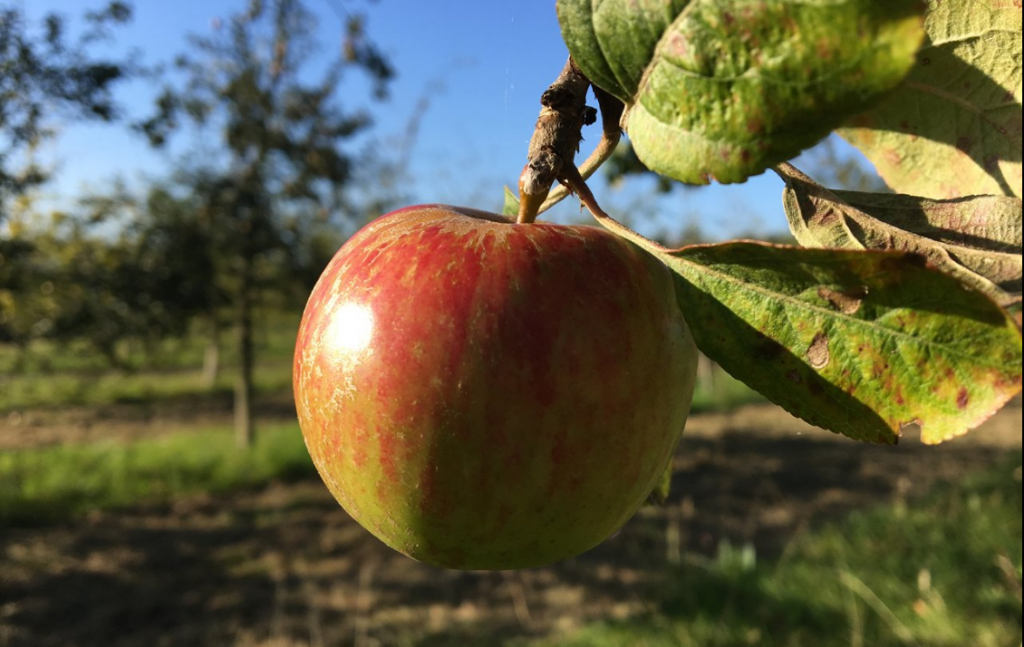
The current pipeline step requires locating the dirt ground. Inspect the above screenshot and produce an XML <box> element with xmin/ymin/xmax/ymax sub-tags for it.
<box><xmin>1</xmin><ymin>400</ymin><xmax>1021</xmax><ymax>647</ymax></box>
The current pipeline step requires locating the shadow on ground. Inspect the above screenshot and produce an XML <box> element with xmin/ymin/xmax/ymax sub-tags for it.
<box><xmin>1</xmin><ymin>402</ymin><xmax>1021</xmax><ymax>647</ymax></box>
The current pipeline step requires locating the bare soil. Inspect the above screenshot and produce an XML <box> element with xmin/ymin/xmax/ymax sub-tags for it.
<box><xmin>1</xmin><ymin>401</ymin><xmax>1021</xmax><ymax>647</ymax></box>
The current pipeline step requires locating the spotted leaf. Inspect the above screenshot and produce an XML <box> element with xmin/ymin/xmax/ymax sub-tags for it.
<box><xmin>557</xmin><ymin>0</ymin><xmax>925</xmax><ymax>184</ymax></box>
<box><xmin>592</xmin><ymin>212</ymin><xmax>1022</xmax><ymax>444</ymax></box>
<box><xmin>777</xmin><ymin>163</ymin><xmax>1022</xmax><ymax>307</ymax></box>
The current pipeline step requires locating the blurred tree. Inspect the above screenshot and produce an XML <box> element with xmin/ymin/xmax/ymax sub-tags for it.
<box><xmin>129</xmin><ymin>182</ymin><xmax>224</xmax><ymax>378</ymax></box>
<box><xmin>138</xmin><ymin>0</ymin><xmax>393</xmax><ymax>447</ymax></box>
<box><xmin>0</xmin><ymin>187</ymin><xmax>219</xmax><ymax>370</ymax></box>
<box><xmin>0</xmin><ymin>1</ymin><xmax>134</xmax><ymax>222</ymax></box>
<box><xmin>800</xmin><ymin>136</ymin><xmax>891</xmax><ymax>193</ymax></box>
<box><xmin>0</xmin><ymin>2</ymin><xmax>136</xmax><ymax>356</ymax></box>
<box><xmin>0</xmin><ymin>222</ymin><xmax>59</xmax><ymax>365</ymax></box>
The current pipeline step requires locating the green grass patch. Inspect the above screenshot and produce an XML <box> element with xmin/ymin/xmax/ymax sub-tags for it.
<box><xmin>0</xmin><ymin>312</ymin><xmax>300</xmax><ymax>413</ymax></box>
<box><xmin>0</xmin><ymin>313</ymin><xmax>300</xmax><ymax>375</ymax></box>
<box><xmin>0</xmin><ymin>356</ymin><xmax>293</xmax><ymax>412</ymax></box>
<box><xmin>0</xmin><ymin>422</ymin><xmax>314</xmax><ymax>527</ymax></box>
<box><xmin>527</xmin><ymin>460</ymin><xmax>1023</xmax><ymax>647</ymax></box>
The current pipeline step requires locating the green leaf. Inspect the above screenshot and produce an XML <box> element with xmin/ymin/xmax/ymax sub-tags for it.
<box><xmin>594</xmin><ymin>216</ymin><xmax>1022</xmax><ymax>444</ymax></box>
<box><xmin>502</xmin><ymin>185</ymin><xmax>520</xmax><ymax>217</ymax></box>
<box><xmin>777</xmin><ymin>164</ymin><xmax>1023</xmax><ymax>306</ymax></box>
<box><xmin>557</xmin><ymin>0</ymin><xmax>693</xmax><ymax>103</ymax></box>
<box><xmin>840</xmin><ymin>0</ymin><xmax>1023</xmax><ymax>199</ymax></box>
<box><xmin>672</xmin><ymin>243</ymin><xmax>1022</xmax><ymax>444</ymax></box>
<box><xmin>558</xmin><ymin>0</ymin><xmax>925</xmax><ymax>184</ymax></box>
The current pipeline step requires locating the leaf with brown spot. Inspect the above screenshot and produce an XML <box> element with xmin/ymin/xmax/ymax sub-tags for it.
<box><xmin>839</xmin><ymin>0</ymin><xmax>1022</xmax><ymax>198</ymax></box>
<box><xmin>594</xmin><ymin>214</ymin><xmax>1022</xmax><ymax>444</ymax></box>
<box><xmin>558</xmin><ymin>0</ymin><xmax>925</xmax><ymax>184</ymax></box>
<box><xmin>818</xmin><ymin>286</ymin><xmax>867</xmax><ymax>315</ymax></box>
<box><xmin>807</xmin><ymin>332</ymin><xmax>831</xmax><ymax>369</ymax></box>
<box><xmin>778</xmin><ymin>163</ymin><xmax>1023</xmax><ymax>307</ymax></box>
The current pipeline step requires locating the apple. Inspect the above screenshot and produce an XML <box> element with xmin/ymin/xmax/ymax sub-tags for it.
<box><xmin>293</xmin><ymin>204</ymin><xmax>698</xmax><ymax>569</ymax></box>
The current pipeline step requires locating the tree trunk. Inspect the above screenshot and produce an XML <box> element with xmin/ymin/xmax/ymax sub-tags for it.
<box><xmin>235</xmin><ymin>249</ymin><xmax>255</xmax><ymax>449</ymax></box>
<box><xmin>202</xmin><ymin>316</ymin><xmax>220</xmax><ymax>388</ymax></box>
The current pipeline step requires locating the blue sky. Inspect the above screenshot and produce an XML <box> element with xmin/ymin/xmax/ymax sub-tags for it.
<box><xmin>20</xmin><ymin>0</ymin><xmax>864</xmax><ymax>241</ymax></box>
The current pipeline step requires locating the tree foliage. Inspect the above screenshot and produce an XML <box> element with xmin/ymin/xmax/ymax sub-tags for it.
<box><xmin>0</xmin><ymin>185</ymin><xmax>219</xmax><ymax>366</ymax></box>
<box><xmin>138</xmin><ymin>0</ymin><xmax>393</xmax><ymax>445</ymax></box>
<box><xmin>0</xmin><ymin>1</ymin><xmax>134</xmax><ymax>221</ymax></box>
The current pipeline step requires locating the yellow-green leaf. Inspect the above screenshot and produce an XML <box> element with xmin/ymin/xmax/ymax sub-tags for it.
<box><xmin>840</xmin><ymin>0</ymin><xmax>1023</xmax><ymax>198</ymax></box>
<box><xmin>502</xmin><ymin>185</ymin><xmax>520</xmax><ymax>217</ymax></box>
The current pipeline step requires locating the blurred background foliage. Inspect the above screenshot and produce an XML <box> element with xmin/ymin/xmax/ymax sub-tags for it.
<box><xmin>1</xmin><ymin>0</ymin><xmax>404</xmax><ymax>447</ymax></box>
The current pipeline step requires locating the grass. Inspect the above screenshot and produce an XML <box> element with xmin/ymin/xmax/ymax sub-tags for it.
<box><xmin>525</xmin><ymin>460</ymin><xmax>1024</xmax><ymax>647</ymax></box>
<box><xmin>0</xmin><ymin>356</ymin><xmax>293</xmax><ymax>412</ymax></box>
<box><xmin>2</xmin><ymin>302</ymin><xmax>1014</xmax><ymax>644</ymax></box>
<box><xmin>0</xmin><ymin>422</ymin><xmax>314</xmax><ymax>526</ymax></box>
<box><xmin>0</xmin><ymin>312</ymin><xmax>300</xmax><ymax>413</ymax></box>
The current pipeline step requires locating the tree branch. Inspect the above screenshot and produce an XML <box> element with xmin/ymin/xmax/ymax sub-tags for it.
<box><xmin>517</xmin><ymin>58</ymin><xmax>595</xmax><ymax>224</ymax></box>
<box><xmin>535</xmin><ymin>85</ymin><xmax>623</xmax><ymax>216</ymax></box>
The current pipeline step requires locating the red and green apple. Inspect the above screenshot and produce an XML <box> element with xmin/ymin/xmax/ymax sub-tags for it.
<box><xmin>293</xmin><ymin>204</ymin><xmax>698</xmax><ymax>569</ymax></box>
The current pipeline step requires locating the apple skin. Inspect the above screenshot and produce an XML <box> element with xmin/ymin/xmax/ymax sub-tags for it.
<box><xmin>293</xmin><ymin>204</ymin><xmax>698</xmax><ymax>569</ymax></box>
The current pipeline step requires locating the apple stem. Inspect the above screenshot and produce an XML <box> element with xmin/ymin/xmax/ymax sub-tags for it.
<box><xmin>517</xmin><ymin>174</ymin><xmax>548</xmax><ymax>224</ymax></box>
<box><xmin>561</xmin><ymin>166</ymin><xmax>670</xmax><ymax>254</ymax></box>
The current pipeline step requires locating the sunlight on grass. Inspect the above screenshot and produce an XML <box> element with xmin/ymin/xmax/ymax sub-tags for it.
<box><xmin>0</xmin><ymin>357</ymin><xmax>293</xmax><ymax>412</ymax></box>
<box><xmin>0</xmin><ymin>313</ymin><xmax>299</xmax><ymax>413</ymax></box>
<box><xmin>525</xmin><ymin>460</ymin><xmax>1023</xmax><ymax>647</ymax></box>
<box><xmin>0</xmin><ymin>422</ymin><xmax>313</xmax><ymax>526</ymax></box>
